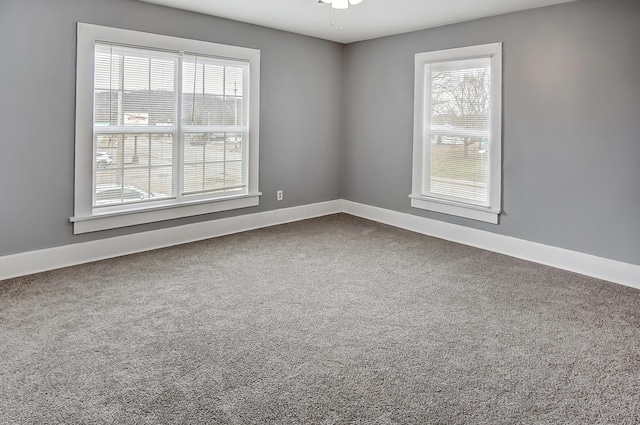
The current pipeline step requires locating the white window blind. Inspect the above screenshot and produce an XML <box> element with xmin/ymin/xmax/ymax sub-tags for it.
<box><xmin>92</xmin><ymin>46</ymin><xmax>250</xmax><ymax>208</ymax></box>
<box><xmin>181</xmin><ymin>56</ymin><xmax>248</xmax><ymax>198</ymax></box>
<box><xmin>93</xmin><ymin>44</ymin><xmax>177</xmax><ymax>208</ymax></box>
<box><xmin>425</xmin><ymin>58</ymin><xmax>491</xmax><ymax>205</ymax></box>
<box><xmin>411</xmin><ymin>43</ymin><xmax>502</xmax><ymax>224</ymax></box>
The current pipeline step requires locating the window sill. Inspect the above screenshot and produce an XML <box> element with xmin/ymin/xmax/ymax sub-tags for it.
<box><xmin>71</xmin><ymin>193</ymin><xmax>261</xmax><ymax>234</ymax></box>
<box><xmin>409</xmin><ymin>195</ymin><xmax>499</xmax><ymax>224</ymax></box>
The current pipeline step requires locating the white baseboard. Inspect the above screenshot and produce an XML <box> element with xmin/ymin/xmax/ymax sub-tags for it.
<box><xmin>0</xmin><ymin>200</ymin><xmax>342</xmax><ymax>281</ymax></box>
<box><xmin>2</xmin><ymin>199</ymin><xmax>639</xmax><ymax>291</ymax></box>
<box><xmin>342</xmin><ymin>200</ymin><xmax>640</xmax><ymax>290</ymax></box>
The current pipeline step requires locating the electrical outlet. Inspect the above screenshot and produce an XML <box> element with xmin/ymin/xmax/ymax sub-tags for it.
<box><xmin>277</xmin><ymin>190</ymin><xmax>283</xmax><ymax>201</ymax></box>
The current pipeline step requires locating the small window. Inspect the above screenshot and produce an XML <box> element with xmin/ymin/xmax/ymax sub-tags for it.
<box><xmin>72</xmin><ymin>23</ymin><xmax>261</xmax><ymax>234</ymax></box>
<box><xmin>411</xmin><ymin>43</ymin><xmax>502</xmax><ymax>224</ymax></box>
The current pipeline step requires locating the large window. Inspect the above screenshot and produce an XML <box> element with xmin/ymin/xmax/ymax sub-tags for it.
<box><xmin>411</xmin><ymin>43</ymin><xmax>502</xmax><ymax>224</ymax></box>
<box><xmin>72</xmin><ymin>23</ymin><xmax>260</xmax><ymax>234</ymax></box>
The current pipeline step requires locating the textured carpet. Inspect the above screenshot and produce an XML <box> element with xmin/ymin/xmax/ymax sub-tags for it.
<box><xmin>1</xmin><ymin>213</ymin><xmax>639</xmax><ymax>424</ymax></box>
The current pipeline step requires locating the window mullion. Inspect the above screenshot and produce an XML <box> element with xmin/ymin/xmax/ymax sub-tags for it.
<box><xmin>119</xmin><ymin>53</ymin><xmax>124</xmax><ymax>126</ymax></box>
<box><xmin>176</xmin><ymin>52</ymin><xmax>184</xmax><ymax>203</ymax></box>
<box><xmin>201</xmin><ymin>61</ymin><xmax>206</xmax><ymax>193</ymax></box>
<box><xmin>423</xmin><ymin>64</ymin><xmax>432</xmax><ymax>196</ymax></box>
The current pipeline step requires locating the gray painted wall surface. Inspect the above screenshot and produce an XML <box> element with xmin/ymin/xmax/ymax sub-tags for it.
<box><xmin>342</xmin><ymin>0</ymin><xmax>640</xmax><ymax>265</ymax></box>
<box><xmin>1</xmin><ymin>0</ymin><xmax>639</xmax><ymax>267</ymax></box>
<box><xmin>0</xmin><ymin>0</ymin><xmax>343</xmax><ymax>256</ymax></box>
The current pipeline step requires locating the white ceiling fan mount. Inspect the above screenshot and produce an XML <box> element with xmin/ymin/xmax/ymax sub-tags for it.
<box><xmin>318</xmin><ymin>0</ymin><xmax>364</xmax><ymax>10</ymax></box>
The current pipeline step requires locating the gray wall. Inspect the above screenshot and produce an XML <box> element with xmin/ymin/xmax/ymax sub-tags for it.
<box><xmin>0</xmin><ymin>0</ymin><xmax>344</xmax><ymax>256</ymax></box>
<box><xmin>342</xmin><ymin>0</ymin><xmax>640</xmax><ymax>265</ymax></box>
<box><xmin>1</xmin><ymin>0</ymin><xmax>639</xmax><ymax>267</ymax></box>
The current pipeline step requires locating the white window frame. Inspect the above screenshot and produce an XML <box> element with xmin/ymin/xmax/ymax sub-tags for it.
<box><xmin>71</xmin><ymin>23</ymin><xmax>261</xmax><ymax>234</ymax></box>
<box><xmin>410</xmin><ymin>43</ymin><xmax>502</xmax><ymax>224</ymax></box>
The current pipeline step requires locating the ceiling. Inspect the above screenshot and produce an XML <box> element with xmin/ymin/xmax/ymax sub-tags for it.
<box><xmin>139</xmin><ymin>0</ymin><xmax>575</xmax><ymax>44</ymax></box>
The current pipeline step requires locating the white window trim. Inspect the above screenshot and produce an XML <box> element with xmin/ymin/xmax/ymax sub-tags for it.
<box><xmin>411</xmin><ymin>43</ymin><xmax>502</xmax><ymax>224</ymax></box>
<box><xmin>72</xmin><ymin>23</ymin><xmax>261</xmax><ymax>234</ymax></box>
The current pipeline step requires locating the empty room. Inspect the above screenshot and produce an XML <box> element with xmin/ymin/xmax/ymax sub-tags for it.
<box><xmin>1</xmin><ymin>0</ymin><xmax>639</xmax><ymax>423</ymax></box>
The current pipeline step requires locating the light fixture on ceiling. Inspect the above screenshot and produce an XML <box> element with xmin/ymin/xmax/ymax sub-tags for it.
<box><xmin>318</xmin><ymin>0</ymin><xmax>364</xmax><ymax>10</ymax></box>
